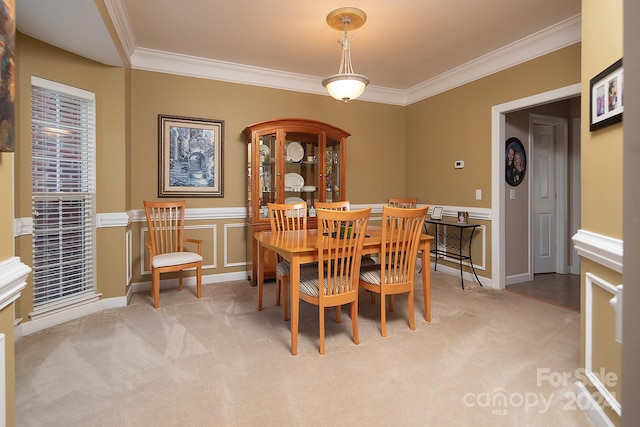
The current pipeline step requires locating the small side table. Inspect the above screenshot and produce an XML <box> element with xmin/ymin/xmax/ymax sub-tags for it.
<box><xmin>425</xmin><ymin>219</ymin><xmax>483</xmax><ymax>289</ymax></box>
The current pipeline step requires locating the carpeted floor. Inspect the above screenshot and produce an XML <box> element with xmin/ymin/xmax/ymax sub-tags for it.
<box><xmin>15</xmin><ymin>271</ymin><xmax>592</xmax><ymax>426</ymax></box>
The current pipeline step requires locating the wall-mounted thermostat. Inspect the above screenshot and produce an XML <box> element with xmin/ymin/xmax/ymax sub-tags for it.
<box><xmin>454</xmin><ymin>160</ymin><xmax>464</xmax><ymax>169</ymax></box>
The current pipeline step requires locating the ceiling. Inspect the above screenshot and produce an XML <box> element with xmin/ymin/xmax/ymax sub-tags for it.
<box><xmin>16</xmin><ymin>0</ymin><xmax>581</xmax><ymax>105</ymax></box>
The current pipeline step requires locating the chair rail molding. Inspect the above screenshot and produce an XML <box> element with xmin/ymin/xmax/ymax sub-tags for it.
<box><xmin>572</xmin><ymin>229</ymin><xmax>623</xmax><ymax>273</ymax></box>
<box><xmin>0</xmin><ymin>257</ymin><xmax>31</xmax><ymax>311</ymax></box>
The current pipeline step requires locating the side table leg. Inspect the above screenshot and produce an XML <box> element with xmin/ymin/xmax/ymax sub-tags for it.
<box><xmin>469</xmin><ymin>225</ymin><xmax>483</xmax><ymax>287</ymax></box>
<box><xmin>459</xmin><ymin>227</ymin><xmax>465</xmax><ymax>289</ymax></box>
<box><xmin>434</xmin><ymin>225</ymin><xmax>439</xmax><ymax>271</ymax></box>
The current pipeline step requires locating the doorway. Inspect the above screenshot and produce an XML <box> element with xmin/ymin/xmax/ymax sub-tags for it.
<box><xmin>491</xmin><ymin>84</ymin><xmax>581</xmax><ymax>290</ymax></box>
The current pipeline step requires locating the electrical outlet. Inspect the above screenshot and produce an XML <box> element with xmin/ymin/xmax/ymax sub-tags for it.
<box><xmin>475</xmin><ymin>189</ymin><xmax>482</xmax><ymax>200</ymax></box>
<box><xmin>454</xmin><ymin>160</ymin><xmax>464</xmax><ymax>169</ymax></box>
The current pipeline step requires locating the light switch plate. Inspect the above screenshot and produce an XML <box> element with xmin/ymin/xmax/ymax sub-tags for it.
<box><xmin>510</xmin><ymin>189</ymin><xmax>516</xmax><ymax>200</ymax></box>
<box><xmin>475</xmin><ymin>189</ymin><xmax>482</xmax><ymax>200</ymax></box>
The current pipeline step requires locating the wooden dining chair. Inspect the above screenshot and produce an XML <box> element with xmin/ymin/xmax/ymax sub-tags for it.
<box><xmin>144</xmin><ymin>200</ymin><xmax>203</xmax><ymax>308</ymax></box>
<box><xmin>388</xmin><ymin>197</ymin><xmax>418</xmax><ymax>208</ymax></box>
<box><xmin>359</xmin><ymin>205</ymin><xmax>428</xmax><ymax>336</ymax></box>
<box><xmin>388</xmin><ymin>197</ymin><xmax>428</xmax><ymax>268</ymax></box>
<box><xmin>267</xmin><ymin>202</ymin><xmax>318</xmax><ymax>320</ymax></box>
<box><xmin>315</xmin><ymin>200</ymin><xmax>350</xmax><ymax>211</ymax></box>
<box><xmin>314</xmin><ymin>200</ymin><xmax>375</xmax><ymax>322</ymax></box>
<box><xmin>298</xmin><ymin>207</ymin><xmax>371</xmax><ymax>354</ymax></box>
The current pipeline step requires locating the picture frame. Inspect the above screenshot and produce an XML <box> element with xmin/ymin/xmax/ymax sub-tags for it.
<box><xmin>457</xmin><ymin>211</ymin><xmax>469</xmax><ymax>223</ymax></box>
<box><xmin>0</xmin><ymin>0</ymin><xmax>15</xmax><ymax>152</ymax></box>
<box><xmin>590</xmin><ymin>58</ymin><xmax>623</xmax><ymax>131</ymax></box>
<box><xmin>505</xmin><ymin>137</ymin><xmax>526</xmax><ymax>187</ymax></box>
<box><xmin>431</xmin><ymin>206</ymin><xmax>443</xmax><ymax>220</ymax></box>
<box><xmin>158</xmin><ymin>114</ymin><xmax>225</xmax><ymax>197</ymax></box>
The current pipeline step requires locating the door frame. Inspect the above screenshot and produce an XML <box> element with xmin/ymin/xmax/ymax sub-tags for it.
<box><xmin>529</xmin><ymin>113</ymin><xmax>569</xmax><ymax>277</ymax></box>
<box><xmin>491</xmin><ymin>83</ymin><xmax>580</xmax><ymax>289</ymax></box>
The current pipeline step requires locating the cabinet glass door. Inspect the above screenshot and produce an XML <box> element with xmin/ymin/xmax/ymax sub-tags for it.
<box><xmin>285</xmin><ymin>132</ymin><xmax>319</xmax><ymax>214</ymax></box>
<box><xmin>258</xmin><ymin>133</ymin><xmax>277</xmax><ymax>219</ymax></box>
<box><xmin>325</xmin><ymin>136</ymin><xmax>342</xmax><ymax>202</ymax></box>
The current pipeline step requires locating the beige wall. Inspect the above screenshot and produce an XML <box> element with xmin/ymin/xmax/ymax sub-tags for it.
<box><xmin>128</xmin><ymin>70</ymin><xmax>407</xmax><ymax>285</ymax></box>
<box><xmin>130</xmin><ymin>69</ymin><xmax>406</xmax><ymax>208</ymax></box>
<box><xmin>581</xmin><ymin>0</ymin><xmax>623</xmax><ymax>425</ymax></box>
<box><xmin>0</xmin><ymin>151</ymin><xmax>17</xmax><ymax>427</ymax></box>
<box><xmin>405</xmin><ymin>44</ymin><xmax>580</xmax><ymax>208</ymax></box>
<box><xmin>405</xmin><ymin>44</ymin><xmax>580</xmax><ymax>277</ymax></box>
<box><xmin>0</xmin><ymin>153</ymin><xmax>12</xmax><ymax>261</ymax></box>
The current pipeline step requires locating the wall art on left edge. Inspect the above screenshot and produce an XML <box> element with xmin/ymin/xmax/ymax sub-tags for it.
<box><xmin>0</xmin><ymin>0</ymin><xmax>15</xmax><ymax>152</ymax></box>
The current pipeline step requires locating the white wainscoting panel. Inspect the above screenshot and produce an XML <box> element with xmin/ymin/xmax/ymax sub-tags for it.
<box><xmin>583</xmin><ymin>272</ymin><xmax>622</xmax><ymax>418</ymax></box>
<box><xmin>224</xmin><ymin>223</ymin><xmax>248</xmax><ymax>268</ymax></box>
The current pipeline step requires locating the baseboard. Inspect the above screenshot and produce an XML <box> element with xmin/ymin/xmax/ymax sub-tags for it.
<box><xmin>15</xmin><ymin>296</ymin><xmax>127</xmax><ymax>338</ymax></box>
<box><xmin>128</xmin><ymin>271</ymin><xmax>249</xmax><ymax>297</ymax></box>
<box><xmin>575</xmin><ymin>381</ymin><xmax>616</xmax><ymax>427</ymax></box>
<box><xmin>417</xmin><ymin>257</ymin><xmax>493</xmax><ymax>288</ymax></box>
<box><xmin>506</xmin><ymin>273</ymin><xmax>531</xmax><ymax>285</ymax></box>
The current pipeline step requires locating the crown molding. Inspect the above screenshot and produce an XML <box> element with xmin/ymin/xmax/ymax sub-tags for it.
<box><xmin>104</xmin><ymin>0</ymin><xmax>136</xmax><ymax>66</ymax></box>
<box><xmin>126</xmin><ymin>14</ymin><xmax>580</xmax><ymax>106</ymax></box>
<box><xmin>405</xmin><ymin>14</ymin><xmax>581</xmax><ymax>104</ymax></box>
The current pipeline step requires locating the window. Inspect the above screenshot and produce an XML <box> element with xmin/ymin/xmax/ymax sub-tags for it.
<box><xmin>30</xmin><ymin>77</ymin><xmax>98</xmax><ymax>318</ymax></box>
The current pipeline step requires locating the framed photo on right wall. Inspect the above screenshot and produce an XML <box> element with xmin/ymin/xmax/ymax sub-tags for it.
<box><xmin>590</xmin><ymin>58</ymin><xmax>623</xmax><ymax>131</ymax></box>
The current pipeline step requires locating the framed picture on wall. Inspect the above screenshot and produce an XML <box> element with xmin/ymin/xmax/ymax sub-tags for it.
<box><xmin>158</xmin><ymin>114</ymin><xmax>225</xmax><ymax>197</ymax></box>
<box><xmin>590</xmin><ymin>58</ymin><xmax>623</xmax><ymax>131</ymax></box>
<box><xmin>505</xmin><ymin>137</ymin><xmax>526</xmax><ymax>187</ymax></box>
<box><xmin>0</xmin><ymin>0</ymin><xmax>15</xmax><ymax>152</ymax></box>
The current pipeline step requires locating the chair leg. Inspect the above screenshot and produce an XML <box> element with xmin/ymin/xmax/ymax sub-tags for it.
<box><xmin>196</xmin><ymin>264</ymin><xmax>202</xmax><ymax>299</ymax></box>
<box><xmin>370</xmin><ymin>291</ymin><xmax>375</xmax><ymax>304</ymax></box>
<box><xmin>380</xmin><ymin>294</ymin><xmax>387</xmax><ymax>337</ymax></box>
<box><xmin>152</xmin><ymin>270</ymin><xmax>161</xmax><ymax>309</ymax></box>
<box><xmin>335</xmin><ymin>305</ymin><xmax>341</xmax><ymax>323</ymax></box>
<box><xmin>319</xmin><ymin>304</ymin><xmax>326</xmax><ymax>355</ymax></box>
<box><xmin>389</xmin><ymin>294</ymin><xmax>395</xmax><ymax>312</ymax></box>
<box><xmin>351</xmin><ymin>300</ymin><xmax>359</xmax><ymax>345</ymax></box>
<box><xmin>275</xmin><ymin>276</ymin><xmax>282</xmax><ymax>306</ymax></box>
<box><xmin>282</xmin><ymin>277</ymin><xmax>289</xmax><ymax>321</ymax></box>
<box><xmin>408</xmin><ymin>289</ymin><xmax>415</xmax><ymax>331</ymax></box>
<box><xmin>178</xmin><ymin>270</ymin><xmax>183</xmax><ymax>291</ymax></box>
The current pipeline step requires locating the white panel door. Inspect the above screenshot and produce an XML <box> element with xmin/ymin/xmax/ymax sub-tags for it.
<box><xmin>533</xmin><ymin>124</ymin><xmax>556</xmax><ymax>273</ymax></box>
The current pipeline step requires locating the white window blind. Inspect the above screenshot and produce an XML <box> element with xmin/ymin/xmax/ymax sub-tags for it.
<box><xmin>30</xmin><ymin>77</ymin><xmax>97</xmax><ymax>313</ymax></box>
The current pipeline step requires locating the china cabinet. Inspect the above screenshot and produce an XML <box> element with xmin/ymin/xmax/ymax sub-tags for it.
<box><xmin>243</xmin><ymin>118</ymin><xmax>350</xmax><ymax>284</ymax></box>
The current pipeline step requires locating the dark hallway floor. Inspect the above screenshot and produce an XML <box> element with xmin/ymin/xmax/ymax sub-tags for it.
<box><xmin>506</xmin><ymin>273</ymin><xmax>580</xmax><ymax>312</ymax></box>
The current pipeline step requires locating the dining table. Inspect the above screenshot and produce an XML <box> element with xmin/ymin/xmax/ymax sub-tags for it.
<box><xmin>254</xmin><ymin>226</ymin><xmax>434</xmax><ymax>355</ymax></box>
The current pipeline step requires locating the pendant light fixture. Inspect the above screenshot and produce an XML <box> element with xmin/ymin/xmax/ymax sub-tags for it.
<box><xmin>322</xmin><ymin>7</ymin><xmax>370</xmax><ymax>102</ymax></box>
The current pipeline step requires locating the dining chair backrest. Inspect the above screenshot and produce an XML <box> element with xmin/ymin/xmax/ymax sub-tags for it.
<box><xmin>388</xmin><ymin>197</ymin><xmax>418</xmax><ymax>209</ymax></box>
<box><xmin>380</xmin><ymin>205</ymin><xmax>428</xmax><ymax>283</ymax></box>
<box><xmin>144</xmin><ymin>200</ymin><xmax>188</xmax><ymax>257</ymax></box>
<box><xmin>315</xmin><ymin>200</ymin><xmax>349</xmax><ymax>211</ymax></box>
<box><xmin>268</xmin><ymin>202</ymin><xmax>308</xmax><ymax>231</ymax></box>
<box><xmin>316</xmin><ymin>207</ymin><xmax>371</xmax><ymax>299</ymax></box>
